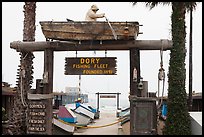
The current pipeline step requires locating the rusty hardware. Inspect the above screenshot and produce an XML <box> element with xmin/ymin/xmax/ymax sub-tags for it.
<box><xmin>124</xmin><ymin>27</ymin><xmax>129</xmax><ymax>35</ymax></box>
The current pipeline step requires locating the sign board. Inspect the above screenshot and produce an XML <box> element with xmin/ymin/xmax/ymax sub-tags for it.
<box><xmin>65</xmin><ymin>57</ymin><xmax>117</xmax><ymax>75</ymax></box>
<box><xmin>27</xmin><ymin>100</ymin><xmax>48</xmax><ymax>134</ymax></box>
<box><xmin>100</xmin><ymin>95</ymin><xmax>116</xmax><ymax>98</ymax></box>
<box><xmin>130</xmin><ymin>97</ymin><xmax>157</xmax><ymax>135</ymax></box>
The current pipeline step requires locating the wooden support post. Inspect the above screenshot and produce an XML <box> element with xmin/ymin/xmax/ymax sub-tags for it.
<box><xmin>96</xmin><ymin>92</ymin><xmax>100</xmax><ymax>111</ymax></box>
<box><xmin>43</xmin><ymin>49</ymin><xmax>54</xmax><ymax>135</ymax></box>
<box><xmin>130</xmin><ymin>48</ymin><xmax>140</xmax><ymax>135</ymax></box>
<box><xmin>36</xmin><ymin>79</ymin><xmax>43</xmax><ymax>94</ymax></box>
<box><xmin>130</xmin><ymin>48</ymin><xmax>140</xmax><ymax>96</ymax></box>
<box><xmin>117</xmin><ymin>93</ymin><xmax>120</xmax><ymax>109</ymax></box>
<box><xmin>136</xmin><ymin>49</ymin><xmax>141</xmax><ymax>97</ymax></box>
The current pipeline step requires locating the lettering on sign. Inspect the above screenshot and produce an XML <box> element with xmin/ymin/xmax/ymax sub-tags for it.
<box><xmin>27</xmin><ymin>100</ymin><xmax>47</xmax><ymax>134</ymax></box>
<box><xmin>29</xmin><ymin>111</ymin><xmax>46</xmax><ymax>116</ymax></box>
<box><xmin>29</xmin><ymin>119</ymin><xmax>45</xmax><ymax>124</ymax></box>
<box><xmin>29</xmin><ymin>104</ymin><xmax>46</xmax><ymax>109</ymax></box>
<box><xmin>65</xmin><ymin>57</ymin><xmax>117</xmax><ymax>75</ymax></box>
<box><xmin>28</xmin><ymin>126</ymin><xmax>46</xmax><ymax>132</ymax></box>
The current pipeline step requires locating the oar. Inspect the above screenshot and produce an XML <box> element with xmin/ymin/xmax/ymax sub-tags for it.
<box><xmin>104</xmin><ymin>16</ymin><xmax>117</xmax><ymax>40</ymax></box>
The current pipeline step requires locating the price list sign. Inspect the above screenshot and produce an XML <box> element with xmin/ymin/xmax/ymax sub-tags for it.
<box><xmin>27</xmin><ymin>100</ymin><xmax>47</xmax><ymax>134</ymax></box>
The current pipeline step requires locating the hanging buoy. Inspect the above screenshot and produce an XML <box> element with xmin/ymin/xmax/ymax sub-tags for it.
<box><xmin>133</xmin><ymin>67</ymin><xmax>137</xmax><ymax>82</ymax></box>
<box><xmin>158</xmin><ymin>68</ymin><xmax>165</xmax><ymax>80</ymax></box>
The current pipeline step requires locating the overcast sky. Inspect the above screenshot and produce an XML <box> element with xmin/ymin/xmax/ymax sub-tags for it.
<box><xmin>2</xmin><ymin>2</ymin><xmax>202</xmax><ymax>99</ymax></box>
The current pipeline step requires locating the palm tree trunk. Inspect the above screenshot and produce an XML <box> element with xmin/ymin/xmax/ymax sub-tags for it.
<box><xmin>163</xmin><ymin>2</ymin><xmax>191</xmax><ymax>135</ymax></box>
<box><xmin>22</xmin><ymin>2</ymin><xmax>36</xmax><ymax>134</ymax></box>
<box><xmin>12</xmin><ymin>2</ymin><xmax>36</xmax><ymax>134</ymax></box>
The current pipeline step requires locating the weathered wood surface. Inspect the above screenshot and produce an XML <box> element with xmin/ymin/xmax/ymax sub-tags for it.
<box><xmin>10</xmin><ymin>39</ymin><xmax>172</xmax><ymax>52</ymax></box>
<box><xmin>64</xmin><ymin>57</ymin><xmax>117</xmax><ymax>75</ymax></box>
<box><xmin>27</xmin><ymin>93</ymin><xmax>54</xmax><ymax>100</ymax></box>
<box><xmin>39</xmin><ymin>21</ymin><xmax>140</xmax><ymax>41</ymax></box>
<box><xmin>43</xmin><ymin>49</ymin><xmax>53</xmax><ymax>135</ymax></box>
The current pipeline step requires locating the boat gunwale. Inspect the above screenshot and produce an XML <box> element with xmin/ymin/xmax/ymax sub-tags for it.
<box><xmin>39</xmin><ymin>21</ymin><xmax>140</xmax><ymax>24</ymax></box>
<box><xmin>42</xmin><ymin>29</ymin><xmax>137</xmax><ymax>36</ymax></box>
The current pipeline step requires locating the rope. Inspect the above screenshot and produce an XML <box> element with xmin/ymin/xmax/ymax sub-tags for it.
<box><xmin>160</xmin><ymin>45</ymin><xmax>163</xmax><ymax>68</ymax></box>
<box><xmin>157</xmin><ymin>78</ymin><xmax>165</xmax><ymax>109</ymax></box>
<box><xmin>54</xmin><ymin>116</ymin><xmax>127</xmax><ymax>129</ymax></box>
<box><xmin>104</xmin><ymin>16</ymin><xmax>117</xmax><ymax>40</ymax></box>
<box><xmin>157</xmin><ymin>43</ymin><xmax>165</xmax><ymax>109</ymax></box>
<box><xmin>20</xmin><ymin>60</ymin><xmax>27</xmax><ymax>107</ymax></box>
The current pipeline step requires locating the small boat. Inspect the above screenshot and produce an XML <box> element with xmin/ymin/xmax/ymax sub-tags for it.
<box><xmin>39</xmin><ymin>21</ymin><xmax>140</xmax><ymax>41</ymax></box>
<box><xmin>53</xmin><ymin>118</ymin><xmax>75</xmax><ymax>134</ymax></box>
<box><xmin>117</xmin><ymin>107</ymin><xmax>130</xmax><ymax>118</ymax></box>
<box><xmin>71</xmin><ymin>109</ymin><xmax>91</xmax><ymax>126</ymax></box>
<box><xmin>58</xmin><ymin>106</ymin><xmax>77</xmax><ymax>123</ymax></box>
<box><xmin>52</xmin><ymin>106</ymin><xmax>76</xmax><ymax>135</ymax></box>
<box><xmin>87</xmin><ymin>105</ymin><xmax>100</xmax><ymax>119</ymax></box>
<box><xmin>74</xmin><ymin>103</ymin><xmax>95</xmax><ymax>119</ymax></box>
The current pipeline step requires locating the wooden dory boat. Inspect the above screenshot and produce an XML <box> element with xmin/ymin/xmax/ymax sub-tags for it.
<box><xmin>39</xmin><ymin>21</ymin><xmax>140</xmax><ymax>41</ymax></box>
<box><xmin>71</xmin><ymin>110</ymin><xmax>91</xmax><ymax>126</ymax></box>
<box><xmin>52</xmin><ymin>106</ymin><xmax>76</xmax><ymax>135</ymax></box>
<box><xmin>52</xmin><ymin>118</ymin><xmax>75</xmax><ymax>134</ymax></box>
<box><xmin>74</xmin><ymin>103</ymin><xmax>95</xmax><ymax>119</ymax></box>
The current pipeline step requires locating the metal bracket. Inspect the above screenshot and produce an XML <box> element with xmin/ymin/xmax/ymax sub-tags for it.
<box><xmin>43</xmin><ymin>72</ymin><xmax>48</xmax><ymax>83</ymax></box>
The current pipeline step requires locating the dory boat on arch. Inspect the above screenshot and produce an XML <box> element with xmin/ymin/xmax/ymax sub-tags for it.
<box><xmin>39</xmin><ymin>21</ymin><xmax>141</xmax><ymax>41</ymax></box>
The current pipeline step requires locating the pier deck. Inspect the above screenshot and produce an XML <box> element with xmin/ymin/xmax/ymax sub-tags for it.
<box><xmin>74</xmin><ymin>110</ymin><xmax>123</xmax><ymax>135</ymax></box>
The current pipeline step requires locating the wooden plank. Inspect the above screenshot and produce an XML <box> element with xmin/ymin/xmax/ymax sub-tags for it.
<box><xmin>100</xmin><ymin>95</ymin><xmax>116</xmax><ymax>98</ymax></box>
<box><xmin>95</xmin><ymin>92</ymin><xmax>121</xmax><ymax>95</ymax></box>
<box><xmin>10</xmin><ymin>39</ymin><xmax>172</xmax><ymax>52</ymax></box>
<box><xmin>27</xmin><ymin>93</ymin><xmax>53</xmax><ymax>100</ymax></box>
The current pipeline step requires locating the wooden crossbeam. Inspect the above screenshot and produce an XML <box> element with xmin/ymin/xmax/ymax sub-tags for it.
<box><xmin>10</xmin><ymin>39</ymin><xmax>172</xmax><ymax>52</ymax></box>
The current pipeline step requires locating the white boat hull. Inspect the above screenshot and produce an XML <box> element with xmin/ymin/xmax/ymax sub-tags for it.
<box><xmin>75</xmin><ymin>106</ymin><xmax>95</xmax><ymax>119</ymax></box>
<box><xmin>53</xmin><ymin>118</ymin><xmax>75</xmax><ymax>133</ymax></box>
<box><xmin>73</xmin><ymin>112</ymin><xmax>91</xmax><ymax>126</ymax></box>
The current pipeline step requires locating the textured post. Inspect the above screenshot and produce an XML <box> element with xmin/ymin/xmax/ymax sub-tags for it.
<box><xmin>43</xmin><ymin>49</ymin><xmax>54</xmax><ymax>135</ymax></box>
<box><xmin>130</xmin><ymin>48</ymin><xmax>140</xmax><ymax>135</ymax></box>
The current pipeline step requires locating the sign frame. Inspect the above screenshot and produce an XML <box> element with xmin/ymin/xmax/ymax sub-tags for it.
<box><xmin>65</xmin><ymin>57</ymin><xmax>117</xmax><ymax>75</ymax></box>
